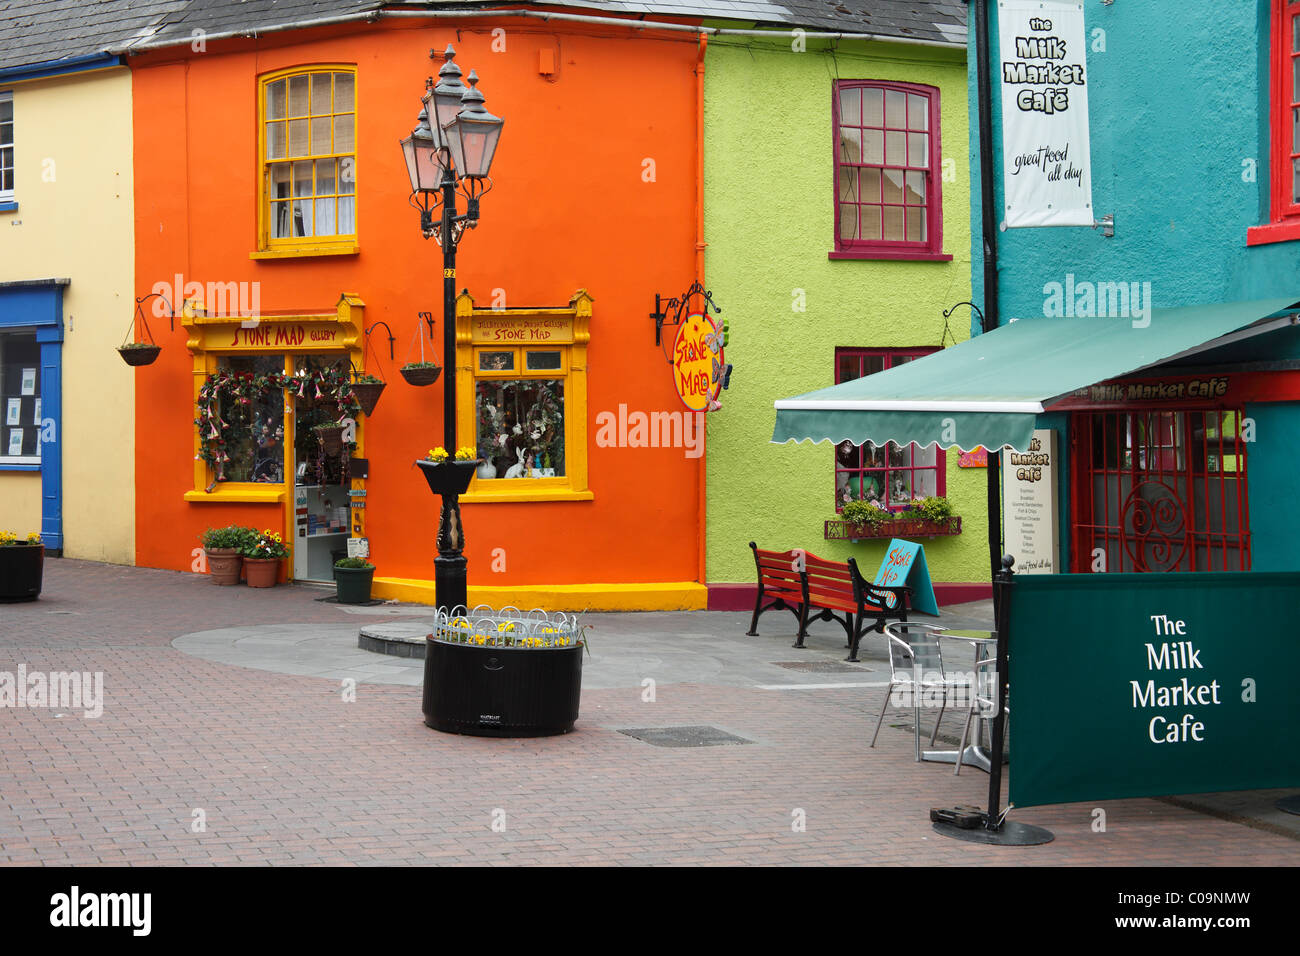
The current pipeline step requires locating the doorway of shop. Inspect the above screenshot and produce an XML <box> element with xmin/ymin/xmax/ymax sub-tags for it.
<box><xmin>291</xmin><ymin>355</ymin><xmax>353</xmax><ymax>582</ymax></box>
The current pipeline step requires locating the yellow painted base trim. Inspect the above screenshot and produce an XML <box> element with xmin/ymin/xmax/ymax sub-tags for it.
<box><xmin>184</xmin><ymin>488</ymin><xmax>286</xmax><ymax>504</ymax></box>
<box><xmin>371</xmin><ymin>578</ymin><xmax>707</xmax><ymax>611</ymax></box>
<box><xmin>460</xmin><ymin>489</ymin><xmax>595</xmax><ymax>504</ymax></box>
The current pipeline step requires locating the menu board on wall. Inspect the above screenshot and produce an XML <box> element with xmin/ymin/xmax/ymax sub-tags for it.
<box><xmin>1001</xmin><ymin>428</ymin><xmax>1059</xmax><ymax>573</ymax></box>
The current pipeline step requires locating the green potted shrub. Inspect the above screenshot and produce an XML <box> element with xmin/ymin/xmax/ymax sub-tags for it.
<box><xmin>0</xmin><ymin>531</ymin><xmax>45</xmax><ymax>601</ymax></box>
<box><xmin>334</xmin><ymin>556</ymin><xmax>376</xmax><ymax>604</ymax></box>
<box><xmin>242</xmin><ymin>528</ymin><xmax>289</xmax><ymax>588</ymax></box>
<box><xmin>201</xmin><ymin>525</ymin><xmax>256</xmax><ymax>586</ymax></box>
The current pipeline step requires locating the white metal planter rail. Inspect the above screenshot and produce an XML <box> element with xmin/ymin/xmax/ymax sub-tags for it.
<box><xmin>430</xmin><ymin>605</ymin><xmax>586</xmax><ymax>648</ymax></box>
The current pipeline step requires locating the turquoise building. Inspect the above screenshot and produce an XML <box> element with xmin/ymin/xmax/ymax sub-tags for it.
<box><xmin>965</xmin><ymin>0</ymin><xmax>1300</xmax><ymax>574</ymax></box>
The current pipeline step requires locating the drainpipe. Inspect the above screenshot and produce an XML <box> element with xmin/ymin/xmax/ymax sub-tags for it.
<box><xmin>695</xmin><ymin>33</ymin><xmax>709</xmax><ymax>595</ymax></box>
<box><xmin>972</xmin><ymin>0</ymin><xmax>1003</xmax><ymax>589</ymax></box>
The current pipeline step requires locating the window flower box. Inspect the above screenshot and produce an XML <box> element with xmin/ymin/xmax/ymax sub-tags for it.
<box><xmin>824</xmin><ymin>516</ymin><xmax>962</xmax><ymax>541</ymax></box>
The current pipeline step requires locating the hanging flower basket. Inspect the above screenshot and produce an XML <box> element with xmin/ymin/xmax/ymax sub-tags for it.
<box><xmin>400</xmin><ymin>363</ymin><xmax>442</xmax><ymax>387</ymax></box>
<box><xmin>351</xmin><ymin>381</ymin><xmax>386</xmax><ymax>415</ymax></box>
<box><xmin>314</xmin><ymin>423</ymin><xmax>345</xmax><ymax>456</ymax></box>
<box><xmin>117</xmin><ymin>343</ymin><xmax>161</xmax><ymax>367</ymax></box>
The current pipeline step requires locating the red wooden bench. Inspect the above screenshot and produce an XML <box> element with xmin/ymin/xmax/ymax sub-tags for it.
<box><xmin>747</xmin><ymin>542</ymin><xmax>912</xmax><ymax>662</ymax></box>
<box><xmin>745</xmin><ymin>542</ymin><xmax>806</xmax><ymax>640</ymax></box>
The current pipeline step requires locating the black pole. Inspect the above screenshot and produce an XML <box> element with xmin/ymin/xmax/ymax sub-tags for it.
<box><xmin>985</xmin><ymin>554</ymin><xmax>1013</xmax><ymax>829</ymax></box>
<box><xmin>972</xmin><ymin>0</ymin><xmax>1004</xmax><ymax>588</ymax></box>
<box><xmin>433</xmin><ymin>173</ymin><xmax>468</xmax><ymax>615</ymax></box>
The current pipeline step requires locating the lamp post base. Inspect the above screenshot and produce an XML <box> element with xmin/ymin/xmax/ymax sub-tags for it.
<box><xmin>434</xmin><ymin>552</ymin><xmax>467</xmax><ymax>617</ymax></box>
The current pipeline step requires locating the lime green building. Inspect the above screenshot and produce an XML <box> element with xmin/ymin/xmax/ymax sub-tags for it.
<box><xmin>702</xmin><ymin>23</ymin><xmax>989</xmax><ymax>607</ymax></box>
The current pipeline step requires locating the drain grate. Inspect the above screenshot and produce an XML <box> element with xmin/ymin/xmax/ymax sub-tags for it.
<box><xmin>617</xmin><ymin>725</ymin><xmax>754</xmax><ymax>748</ymax></box>
<box><xmin>769</xmin><ymin>660</ymin><xmax>872</xmax><ymax>673</ymax></box>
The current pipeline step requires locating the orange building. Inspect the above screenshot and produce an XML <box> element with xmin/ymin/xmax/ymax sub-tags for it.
<box><xmin>128</xmin><ymin>14</ymin><xmax>707</xmax><ymax>608</ymax></box>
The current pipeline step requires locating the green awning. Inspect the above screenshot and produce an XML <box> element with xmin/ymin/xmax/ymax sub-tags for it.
<box><xmin>773</xmin><ymin>298</ymin><xmax>1300</xmax><ymax>453</ymax></box>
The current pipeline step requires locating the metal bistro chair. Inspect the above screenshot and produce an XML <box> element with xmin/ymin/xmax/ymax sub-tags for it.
<box><xmin>954</xmin><ymin>656</ymin><xmax>1005</xmax><ymax>776</ymax></box>
<box><xmin>870</xmin><ymin>622</ymin><xmax>970</xmax><ymax>762</ymax></box>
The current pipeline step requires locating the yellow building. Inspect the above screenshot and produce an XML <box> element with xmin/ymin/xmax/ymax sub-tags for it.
<box><xmin>0</xmin><ymin>54</ymin><xmax>135</xmax><ymax>562</ymax></box>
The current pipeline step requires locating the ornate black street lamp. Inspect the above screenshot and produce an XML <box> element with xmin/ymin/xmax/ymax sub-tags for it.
<box><xmin>401</xmin><ymin>45</ymin><xmax>504</xmax><ymax>614</ymax></box>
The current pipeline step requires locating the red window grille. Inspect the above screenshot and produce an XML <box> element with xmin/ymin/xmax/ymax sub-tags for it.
<box><xmin>831</xmin><ymin>80</ymin><xmax>947</xmax><ymax>260</ymax></box>
<box><xmin>1070</xmin><ymin>410</ymin><xmax>1251</xmax><ymax>572</ymax></box>
<box><xmin>834</xmin><ymin>348</ymin><xmax>946</xmax><ymax>510</ymax></box>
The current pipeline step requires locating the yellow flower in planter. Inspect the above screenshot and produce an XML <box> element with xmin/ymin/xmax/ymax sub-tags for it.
<box><xmin>454</xmin><ymin>446</ymin><xmax>477</xmax><ymax>461</ymax></box>
<box><xmin>426</xmin><ymin>446</ymin><xmax>449</xmax><ymax>463</ymax></box>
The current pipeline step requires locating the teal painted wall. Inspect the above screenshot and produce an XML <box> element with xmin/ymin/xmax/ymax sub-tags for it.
<box><xmin>970</xmin><ymin>1</ymin><xmax>1297</xmax><ymax>320</ymax></box>
<box><xmin>967</xmin><ymin>1</ymin><xmax>1300</xmax><ymax>571</ymax></box>
<box><xmin>1244</xmin><ymin>403</ymin><xmax>1299</xmax><ymax>570</ymax></box>
<box><xmin>703</xmin><ymin>37</ymin><xmax>982</xmax><ymax>585</ymax></box>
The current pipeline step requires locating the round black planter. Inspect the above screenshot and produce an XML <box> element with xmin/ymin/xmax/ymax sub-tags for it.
<box><xmin>422</xmin><ymin>639</ymin><xmax>583</xmax><ymax>737</ymax></box>
<box><xmin>0</xmin><ymin>544</ymin><xmax>44</xmax><ymax>602</ymax></box>
<box><xmin>334</xmin><ymin>565</ymin><xmax>375</xmax><ymax>604</ymax></box>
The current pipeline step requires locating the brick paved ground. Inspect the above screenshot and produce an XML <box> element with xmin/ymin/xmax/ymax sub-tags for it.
<box><xmin>1</xmin><ymin>558</ymin><xmax>1297</xmax><ymax>866</ymax></box>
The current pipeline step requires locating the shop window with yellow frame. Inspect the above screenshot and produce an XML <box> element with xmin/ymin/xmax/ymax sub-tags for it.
<box><xmin>456</xmin><ymin>291</ymin><xmax>593</xmax><ymax>503</ymax></box>
<box><xmin>255</xmin><ymin>67</ymin><xmax>358</xmax><ymax>258</ymax></box>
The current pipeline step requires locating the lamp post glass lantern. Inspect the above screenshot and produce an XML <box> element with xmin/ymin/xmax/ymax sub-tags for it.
<box><xmin>401</xmin><ymin>44</ymin><xmax>504</xmax><ymax>615</ymax></box>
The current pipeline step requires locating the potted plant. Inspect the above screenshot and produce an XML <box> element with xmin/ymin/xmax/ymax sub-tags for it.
<box><xmin>242</xmin><ymin>528</ymin><xmax>288</xmax><ymax>588</ymax></box>
<box><xmin>416</xmin><ymin>446</ymin><xmax>480</xmax><ymax>497</ymax></box>
<box><xmin>201</xmin><ymin>525</ymin><xmax>255</xmax><ymax>586</ymax></box>
<box><xmin>351</xmin><ymin>372</ymin><xmax>386</xmax><ymax>416</ymax></box>
<box><xmin>0</xmin><ymin>531</ymin><xmax>45</xmax><ymax>602</ymax></box>
<box><xmin>423</xmin><ymin>606</ymin><xmax>587</xmax><ymax>737</ymax></box>
<box><xmin>117</xmin><ymin>341</ymin><xmax>161</xmax><ymax>367</ymax></box>
<box><xmin>399</xmin><ymin>361</ymin><xmax>442</xmax><ymax>386</ymax></box>
<box><xmin>334</xmin><ymin>556</ymin><xmax>376</xmax><ymax>604</ymax></box>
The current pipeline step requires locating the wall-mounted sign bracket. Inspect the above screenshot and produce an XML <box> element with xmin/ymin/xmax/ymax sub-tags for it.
<box><xmin>651</xmin><ymin>279</ymin><xmax>722</xmax><ymax>352</ymax></box>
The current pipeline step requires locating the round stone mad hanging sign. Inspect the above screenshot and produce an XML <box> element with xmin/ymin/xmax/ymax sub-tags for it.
<box><xmin>672</xmin><ymin>312</ymin><xmax>726</xmax><ymax>412</ymax></box>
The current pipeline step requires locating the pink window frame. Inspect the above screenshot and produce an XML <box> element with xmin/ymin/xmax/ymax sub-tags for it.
<box><xmin>831</xmin><ymin>80</ymin><xmax>950</xmax><ymax>261</ymax></box>
<box><xmin>833</xmin><ymin>347</ymin><xmax>947</xmax><ymax>511</ymax></box>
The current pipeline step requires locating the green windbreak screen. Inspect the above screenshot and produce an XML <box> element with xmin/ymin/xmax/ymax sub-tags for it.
<box><xmin>772</xmin><ymin>298</ymin><xmax>1299</xmax><ymax>453</ymax></box>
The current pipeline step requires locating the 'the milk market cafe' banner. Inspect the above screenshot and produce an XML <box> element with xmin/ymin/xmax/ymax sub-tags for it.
<box><xmin>999</xmin><ymin>0</ymin><xmax>1094</xmax><ymax>227</ymax></box>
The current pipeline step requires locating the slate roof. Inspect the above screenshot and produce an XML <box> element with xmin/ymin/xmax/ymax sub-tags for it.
<box><xmin>0</xmin><ymin>0</ymin><xmax>966</xmax><ymax>73</ymax></box>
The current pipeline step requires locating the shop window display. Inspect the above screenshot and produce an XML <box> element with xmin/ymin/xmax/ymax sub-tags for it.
<box><xmin>475</xmin><ymin>378</ymin><xmax>565</xmax><ymax>479</ymax></box>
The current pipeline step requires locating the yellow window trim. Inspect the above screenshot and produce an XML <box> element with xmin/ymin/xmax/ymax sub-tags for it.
<box><xmin>182</xmin><ymin>293</ymin><xmax>367</xmax><ymax>570</ymax></box>
<box><xmin>256</xmin><ymin>64</ymin><xmax>358</xmax><ymax>252</ymax></box>
<box><xmin>184</xmin><ymin>487</ymin><xmax>286</xmax><ymax>504</ymax></box>
<box><xmin>250</xmin><ymin>243</ymin><xmax>359</xmax><ymax>260</ymax></box>
<box><xmin>456</xmin><ymin>290</ymin><xmax>594</xmax><ymax>501</ymax></box>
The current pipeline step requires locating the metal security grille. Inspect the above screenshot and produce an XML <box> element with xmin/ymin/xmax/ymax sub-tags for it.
<box><xmin>1070</xmin><ymin>410</ymin><xmax>1251</xmax><ymax>572</ymax></box>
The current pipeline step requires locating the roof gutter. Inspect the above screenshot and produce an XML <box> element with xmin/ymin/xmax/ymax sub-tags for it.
<box><xmin>0</xmin><ymin>52</ymin><xmax>123</xmax><ymax>84</ymax></box>
<box><xmin>109</xmin><ymin>6</ymin><xmax>965</xmax><ymax>55</ymax></box>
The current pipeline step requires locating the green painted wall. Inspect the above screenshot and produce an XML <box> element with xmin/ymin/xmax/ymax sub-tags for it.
<box><xmin>703</xmin><ymin>37</ymin><xmax>983</xmax><ymax>585</ymax></box>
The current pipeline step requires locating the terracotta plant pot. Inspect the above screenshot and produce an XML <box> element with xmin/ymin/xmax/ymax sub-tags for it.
<box><xmin>244</xmin><ymin>557</ymin><xmax>280</xmax><ymax>588</ymax></box>
<box><xmin>400</xmin><ymin>364</ymin><xmax>442</xmax><ymax>386</ymax></box>
<box><xmin>205</xmin><ymin>548</ymin><xmax>242</xmax><ymax>586</ymax></box>
<box><xmin>118</xmin><ymin>345</ymin><xmax>161</xmax><ymax>367</ymax></box>
<box><xmin>0</xmin><ymin>543</ymin><xmax>44</xmax><ymax>602</ymax></box>
<box><xmin>352</xmin><ymin>382</ymin><xmax>385</xmax><ymax>416</ymax></box>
